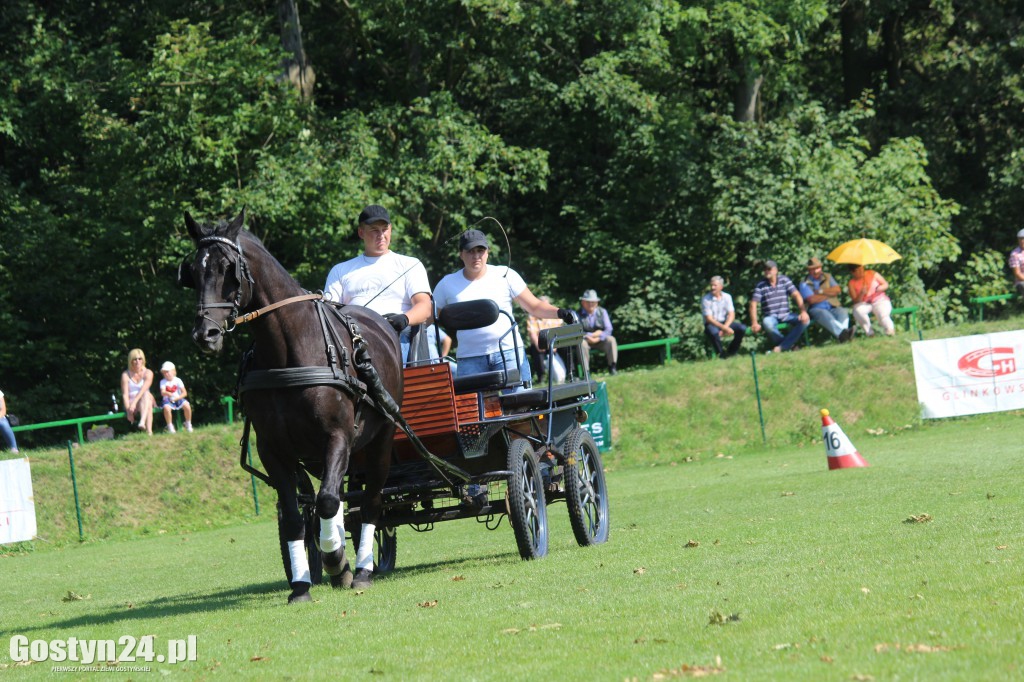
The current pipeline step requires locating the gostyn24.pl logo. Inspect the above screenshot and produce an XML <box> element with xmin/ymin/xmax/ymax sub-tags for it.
<box><xmin>9</xmin><ymin>635</ymin><xmax>197</xmax><ymax>665</ymax></box>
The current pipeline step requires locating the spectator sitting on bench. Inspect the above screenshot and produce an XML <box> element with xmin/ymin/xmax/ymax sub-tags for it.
<box><xmin>121</xmin><ymin>348</ymin><xmax>155</xmax><ymax>435</ymax></box>
<box><xmin>159</xmin><ymin>361</ymin><xmax>193</xmax><ymax>433</ymax></box>
<box><xmin>749</xmin><ymin>260</ymin><xmax>810</xmax><ymax>354</ymax></box>
<box><xmin>799</xmin><ymin>257</ymin><xmax>853</xmax><ymax>343</ymax></box>
<box><xmin>701</xmin><ymin>276</ymin><xmax>746</xmax><ymax>358</ymax></box>
<box><xmin>847</xmin><ymin>264</ymin><xmax>895</xmax><ymax>337</ymax></box>
<box><xmin>578</xmin><ymin>289</ymin><xmax>618</xmax><ymax>375</ymax></box>
<box><xmin>1008</xmin><ymin>228</ymin><xmax>1024</xmax><ymax>297</ymax></box>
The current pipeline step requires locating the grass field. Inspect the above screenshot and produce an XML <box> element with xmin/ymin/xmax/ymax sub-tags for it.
<box><xmin>3</xmin><ymin>320</ymin><xmax>1024</xmax><ymax>679</ymax></box>
<box><xmin>3</xmin><ymin>416</ymin><xmax>1023</xmax><ymax>680</ymax></box>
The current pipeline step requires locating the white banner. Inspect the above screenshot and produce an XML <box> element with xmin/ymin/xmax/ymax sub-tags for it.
<box><xmin>0</xmin><ymin>458</ymin><xmax>37</xmax><ymax>544</ymax></box>
<box><xmin>912</xmin><ymin>331</ymin><xmax>1024</xmax><ymax>419</ymax></box>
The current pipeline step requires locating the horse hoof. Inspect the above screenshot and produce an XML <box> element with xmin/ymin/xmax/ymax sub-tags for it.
<box><xmin>288</xmin><ymin>584</ymin><xmax>312</xmax><ymax>604</ymax></box>
<box><xmin>351</xmin><ymin>568</ymin><xmax>373</xmax><ymax>590</ymax></box>
<box><xmin>330</xmin><ymin>566</ymin><xmax>354</xmax><ymax>589</ymax></box>
<box><xmin>323</xmin><ymin>551</ymin><xmax>348</xmax><ymax>576</ymax></box>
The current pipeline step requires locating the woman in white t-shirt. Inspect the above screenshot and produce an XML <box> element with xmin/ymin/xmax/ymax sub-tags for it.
<box><xmin>432</xmin><ymin>229</ymin><xmax>573</xmax><ymax>382</ymax></box>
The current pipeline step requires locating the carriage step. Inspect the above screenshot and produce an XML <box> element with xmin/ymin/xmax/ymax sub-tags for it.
<box><xmin>383</xmin><ymin>503</ymin><xmax>506</xmax><ymax>525</ymax></box>
<box><xmin>470</xmin><ymin>471</ymin><xmax>513</xmax><ymax>484</ymax></box>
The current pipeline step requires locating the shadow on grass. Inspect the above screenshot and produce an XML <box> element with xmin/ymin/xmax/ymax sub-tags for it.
<box><xmin>18</xmin><ymin>580</ymin><xmax>286</xmax><ymax>633</ymax></box>
<box><xmin>21</xmin><ymin>548</ymin><xmax>523</xmax><ymax>633</ymax></box>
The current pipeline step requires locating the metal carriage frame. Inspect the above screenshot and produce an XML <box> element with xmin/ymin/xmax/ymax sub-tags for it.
<box><xmin>285</xmin><ymin>301</ymin><xmax>611</xmax><ymax>579</ymax></box>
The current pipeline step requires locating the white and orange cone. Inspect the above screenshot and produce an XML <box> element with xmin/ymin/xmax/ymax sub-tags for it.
<box><xmin>820</xmin><ymin>409</ymin><xmax>869</xmax><ymax>470</ymax></box>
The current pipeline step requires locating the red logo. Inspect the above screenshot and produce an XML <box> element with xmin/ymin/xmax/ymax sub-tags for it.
<box><xmin>958</xmin><ymin>347</ymin><xmax>1016</xmax><ymax>377</ymax></box>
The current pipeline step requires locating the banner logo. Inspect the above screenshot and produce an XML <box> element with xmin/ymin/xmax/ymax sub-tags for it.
<box><xmin>957</xmin><ymin>347</ymin><xmax>1016</xmax><ymax>378</ymax></box>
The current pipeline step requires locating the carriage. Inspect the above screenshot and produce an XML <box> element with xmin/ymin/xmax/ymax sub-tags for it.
<box><xmin>267</xmin><ymin>302</ymin><xmax>610</xmax><ymax>584</ymax></box>
<box><xmin>180</xmin><ymin>210</ymin><xmax>609</xmax><ymax>600</ymax></box>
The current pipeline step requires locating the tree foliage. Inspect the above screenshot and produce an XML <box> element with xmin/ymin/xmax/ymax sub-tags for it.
<box><xmin>1</xmin><ymin>0</ymin><xmax>1020</xmax><ymax>426</ymax></box>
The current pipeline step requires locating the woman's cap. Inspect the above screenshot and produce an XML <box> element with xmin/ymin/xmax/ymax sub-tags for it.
<box><xmin>459</xmin><ymin>229</ymin><xmax>489</xmax><ymax>251</ymax></box>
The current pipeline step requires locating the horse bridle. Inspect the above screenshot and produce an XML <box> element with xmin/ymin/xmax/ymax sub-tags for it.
<box><xmin>195</xmin><ymin>235</ymin><xmax>255</xmax><ymax>333</ymax></box>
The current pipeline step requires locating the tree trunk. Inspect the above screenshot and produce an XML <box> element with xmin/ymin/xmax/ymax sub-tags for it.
<box><xmin>840</xmin><ymin>0</ymin><xmax>873</xmax><ymax>102</ymax></box>
<box><xmin>733</xmin><ymin>60</ymin><xmax>763</xmax><ymax>123</ymax></box>
<box><xmin>278</xmin><ymin>0</ymin><xmax>315</xmax><ymax>101</ymax></box>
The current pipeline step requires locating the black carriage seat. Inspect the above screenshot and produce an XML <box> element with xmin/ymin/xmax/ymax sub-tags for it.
<box><xmin>498</xmin><ymin>379</ymin><xmax>598</xmax><ymax>411</ymax></box>
<box><xmin>500</xmin><ymin>324</ymin><xmax>592</xmax><ymax>410</ymax></box>
<box><xmin>538</xmin><ymin>323</ymin><xmax>584</xmax><ymax>353</ymax></box>
<box><xmin>437</xmin><ymin>299</ymin><xmax>523</xmax><ymax>394</ymax></box>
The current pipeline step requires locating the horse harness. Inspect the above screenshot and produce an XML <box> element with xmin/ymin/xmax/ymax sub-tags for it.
<box><xmin>192</xmin><ymin>235</ymin><xmax>469</xmax><ymax>488</ymax></box>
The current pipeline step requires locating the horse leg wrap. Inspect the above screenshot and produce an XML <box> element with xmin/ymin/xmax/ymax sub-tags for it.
<box><xmin>318</xmin><ymin>508</ymin><xmax>345</xmax><ymax>554</ymax></box>
<box><xmin>287</xmin><ymin>540</ymin><xmax>311</xmax><ymax>585</ymax></box>
<box><xmin>356</xmin><ymin>523</ymin><xmax>376</xmax><ymax>571</ymax></box>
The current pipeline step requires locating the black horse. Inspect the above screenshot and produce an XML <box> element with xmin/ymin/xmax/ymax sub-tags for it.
<box><xmin>180</xmin><ymin>209</ymin><xmax>403</xmax><ymax>603</ymax></box>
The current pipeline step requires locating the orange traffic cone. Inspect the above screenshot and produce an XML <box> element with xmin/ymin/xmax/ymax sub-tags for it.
<box><xmin>820</xmin><ymin>409</ymin><xmax>869</xmax><ymax>470</ymax></box>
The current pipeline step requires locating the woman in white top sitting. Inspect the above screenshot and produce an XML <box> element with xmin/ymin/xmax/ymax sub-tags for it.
<box><xmin>121</xmin><ymin>348</ymin><xmax>155</xmax><ymax>435</ymax></box>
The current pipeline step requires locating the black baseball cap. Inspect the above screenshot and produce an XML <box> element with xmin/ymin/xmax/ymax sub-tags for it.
<box><xmin>358</xmin><ymin>204</ymin><xmax>390</xmax><ymax>225</ymax></box>
<box><xmin>459</xmin><ymin>229</ymin><xmax>489</xmax><ymax>251</ymax></box>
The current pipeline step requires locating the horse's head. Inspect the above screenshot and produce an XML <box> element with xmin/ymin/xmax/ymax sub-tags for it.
<box><xmin>179</xmin><ymin>208</ymin><xmax>253</xmax><ymax>354</ymax></box>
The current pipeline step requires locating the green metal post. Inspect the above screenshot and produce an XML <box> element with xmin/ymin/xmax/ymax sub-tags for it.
<box><xmin>66</xmin><ymin>441</ymin><xmax>84</xmax><ymax>541</ymax></box>
<box><xmin>248</xmin><ymin>442</ymin><xmax>260</xmax><ymax>516</ymax></box>
<box><xmin>221</xmin><ymin>396</ymin><xmax>235</xmax><ymax>424</ymax></box>
<box><xmin>750</xmin><ymin>351</ymin><xmax>767</xmax><ymax>445</ymax></box>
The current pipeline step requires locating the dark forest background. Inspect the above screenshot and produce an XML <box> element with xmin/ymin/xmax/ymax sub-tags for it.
<box><xmin>1</xmin><ymin>0</ymin><xmax>1021</xmax><ymax>426</ymax></box>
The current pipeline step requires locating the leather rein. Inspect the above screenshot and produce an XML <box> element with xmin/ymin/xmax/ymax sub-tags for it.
<box><xmin>195</xmin><ymin>234</ymin><xmax>471</xmax><ymax>488</ymax></box>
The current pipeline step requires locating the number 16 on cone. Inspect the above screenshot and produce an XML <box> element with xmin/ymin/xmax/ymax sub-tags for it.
<box><xmin>820</xmin><ymin>409</ymin><xmax>869</xmax><ymax>470</ymax></box>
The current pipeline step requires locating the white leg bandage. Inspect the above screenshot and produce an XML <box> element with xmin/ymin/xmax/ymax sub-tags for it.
<box><xmin>356</xmin><ymin>523</ymin><xmax>376</xmax><ymax>571</ymax></box>
<box><xmin>318</xmin><ymin>508</ymin><xmax>345</xmax><ymax>554</ymax></box>
<box><xmin>287</xmin><ymin>540</ymin><xmax>311</xmax><ymax>584</ymax></box>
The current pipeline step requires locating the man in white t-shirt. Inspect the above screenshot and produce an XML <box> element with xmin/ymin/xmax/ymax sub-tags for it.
<box><xmin>432</xmin><ymin>229</ymin><xmax>574</xmax><ymax>381</ymax></box>
<box><xmin>324</xmin><ymin>205</ymin><xmax>434</xmax><ymax>363</ymax></box>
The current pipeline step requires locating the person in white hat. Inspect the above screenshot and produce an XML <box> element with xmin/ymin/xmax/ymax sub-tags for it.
<box><xmin>1009</xmin><ymin>228</ymin><xmax>1024</xmax><ymax>297</ymax></box>
<box><xmin>577</xmin><ymin>289</ymin><xmax>618</xmax><ymax>375</ymax></box>
<box><xmin>158</xmin><ymin>361</ymin><xmax>193</xmax><ymax>433</ymax></box>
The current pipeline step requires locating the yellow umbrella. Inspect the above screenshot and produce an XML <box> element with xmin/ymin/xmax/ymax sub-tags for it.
<box><xmin>826</xmin><ymin>238</ymin><xmax>901</xmax><ymax>266</ymax></box>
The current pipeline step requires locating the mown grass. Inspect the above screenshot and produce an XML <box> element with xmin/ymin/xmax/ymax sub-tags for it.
<box><xmin>2</xmin><ymin>418</ymin><xmax>1022</xmax><ymax>680</ymax></box>
<box><xmin>2</xmin><ymin>317</ymin><xmax>1023</xmax><ymax>679</ymax></box>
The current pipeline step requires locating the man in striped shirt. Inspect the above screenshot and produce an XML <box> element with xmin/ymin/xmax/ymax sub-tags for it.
<box><xmin>748</xmin><ymin>260</ymin><xmax>810</xmax><ymax>353</ymax></box>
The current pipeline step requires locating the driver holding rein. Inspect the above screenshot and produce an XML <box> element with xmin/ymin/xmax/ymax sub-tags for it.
<box><xmin>324</xmin><ymin>205</ymin><xmax>434</xmax><ymax>364</ymax></box>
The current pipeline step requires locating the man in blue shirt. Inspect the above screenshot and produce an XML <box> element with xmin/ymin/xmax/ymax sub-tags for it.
<box><xmin>748</xmin><ymin>260</ymin><xmax>810</xmax><ymax>353</ymax></box>
<box><xmin>799</xmin><ymin>257</ymin><xmax>852</xmax><ymax>343</ymax></box>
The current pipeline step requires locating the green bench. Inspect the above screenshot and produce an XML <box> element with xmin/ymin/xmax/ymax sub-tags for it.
<box><xmin>582</xmin><ymin>336</ymin><xmax>680</xmax><ymax>372</ymax></box>
<box><xmin>774</xmin><ymin>303</ymin><xmax>920</xmax><ymax>342</ymax></box>
<box><xmin>617</xmin><ymin>336</ymin><xmax>680</xmax><ymax>363</ymax></box>
<box><xmin>890</xmin><ymin>305</ymin><xmax>919</xmax><ymax>332</ymax></box>
<box><xmin>968</xmin><ymin>293</ymin><xmax>1015</xmax><ymax>321</ymax></box>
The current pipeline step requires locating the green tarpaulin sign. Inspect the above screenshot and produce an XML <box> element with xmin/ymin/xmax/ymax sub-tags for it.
<box><xmin>582</xmin><ymin>381</ymin><xmax>611</xmax><ymax>452</ymax></box>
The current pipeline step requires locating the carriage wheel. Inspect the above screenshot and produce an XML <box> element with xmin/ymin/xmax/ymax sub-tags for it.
<box><xmin>277</xmin><ymin>501</ymin><xmax>324</xmax><ymax>585</ymax></box>
<box><xmin>350</xmin><ymin>524</ymin><xmax>398</xmax><ymax>575</ymax></box>
<box><xmin>506</xmin><ymin>438</ymin><xmax>548</xmax><ymax>559</ymax></box>
<box><xmin>564</xmin><ymin>428</ymin><xmax>610</xmax><ymax>546</ymax></box>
